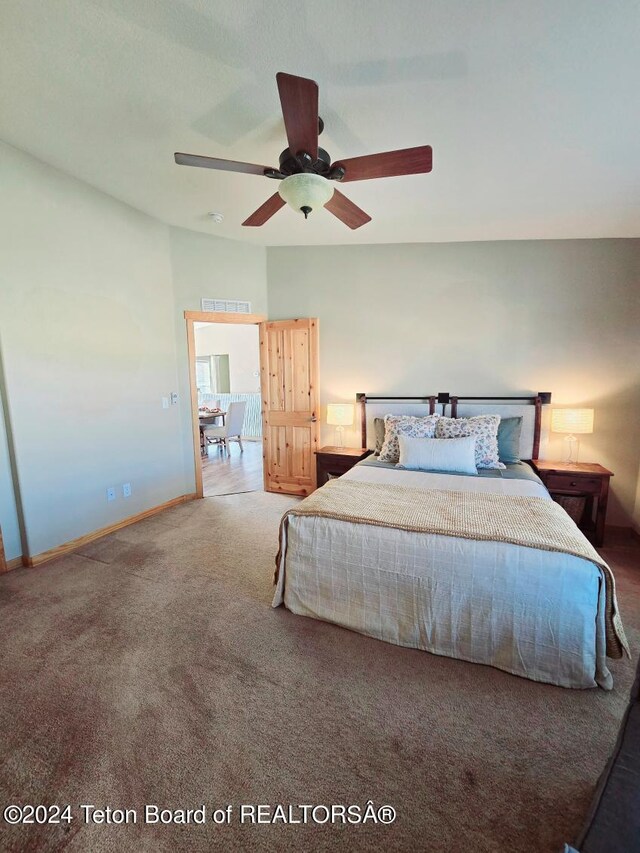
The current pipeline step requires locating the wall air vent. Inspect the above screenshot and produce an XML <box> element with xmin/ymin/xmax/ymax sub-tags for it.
<box><xmin>201</xmin><ymin>298</ymin><xmax>252</xmax><ymax>314</ymax></box>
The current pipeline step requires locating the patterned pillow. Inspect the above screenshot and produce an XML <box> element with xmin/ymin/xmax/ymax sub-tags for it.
<box><xmin>378</xmin><ymin>414</ymin><xmax>440</xmax><ymax>463</ymax></box>
<box><xmin>373</xmin><ymin>417</ymin><xmax>386</xmax><ymax>454</ymax></box>
<box><xmin>435</xmin><ymin>415</ymin><xmax>505</xmax><ymax>469</ymax></box>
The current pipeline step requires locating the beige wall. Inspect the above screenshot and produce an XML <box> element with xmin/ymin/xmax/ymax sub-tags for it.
<box><xmin>169</xmin><ymin>226</ymin><xmax>267</xmax><ymax>490</ymax></box>
<box><xmin>0</xmin><ymin>143</ymin><xmax>268</xmax><ymax>558</ymax></box>
<box><xmin>194</xmin><ymin>324</ymin><xmax>260</xmax><ymax>394</ymax></box>
<box><xmin>267</xmin><ymin>240</ymin><xmax>640</xmax><ymax>526</ymax></box>
<box><xmin>0</xmin><ymin>141</ymin><xmax>188</xmax><ymax>556</ymax></box>
<box><xmin>0</xmin><ymin>361</ymin><xmax>22</xmax><ymax>560</ymax></box>
<box><xmin>2</xmin><ymin>139</ymin><xmax>638</xmax><ymax>555</ymax></box>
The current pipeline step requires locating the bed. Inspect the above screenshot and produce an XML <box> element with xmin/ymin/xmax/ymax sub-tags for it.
<box><xmin>273</xmin><ymin>392</ymin><xmax>628</xmax><ymax>690</ymax></box>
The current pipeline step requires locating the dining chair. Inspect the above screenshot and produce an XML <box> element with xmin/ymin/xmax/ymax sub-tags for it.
<box><xmin>202</xmin><ymin>401</ymin><xmax>247</xmax><ymax>456</ymax></box>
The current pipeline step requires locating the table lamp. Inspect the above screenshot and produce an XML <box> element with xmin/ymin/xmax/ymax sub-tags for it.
<box><xmin>326</xmin><ymin>403</ymin><xmax>354</xmax><ymax>448</ymax></box>
<box><xmin>551</xmin><ymin>408</ymin><xmax>594</xmax><ymax>462</ymax></box>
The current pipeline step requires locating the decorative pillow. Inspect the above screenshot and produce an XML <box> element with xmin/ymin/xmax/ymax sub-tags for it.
<box><xmin>497</xmin><ymin>416</ymin><xmax>523</xmax><ymax>464</ymax></box>
<box><xmin>373</xmin><ymin>417</ymin><xmax>386</xmax><ymax>455</ymax></box>
<box><xmin>397</xmin><ymin>435</ymin><xmax>477</xmax><ymax>475</ymax></box>
<box><xmin>378</xmin><ymin>413</ymin><xmax>440</xmax><ymax>463</ymax></box>
<box><xmin>435</xmin><ymin>415</ymin><xmax>505</xmax><ymax>469</ymax></box>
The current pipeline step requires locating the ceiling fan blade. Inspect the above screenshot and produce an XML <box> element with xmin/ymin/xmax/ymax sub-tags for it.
<box><xmin>332</xmin><ymin>145</ymin><xmax>433</xmax><ymax>182</ymax></box>
<box><xmin>324</xmin><ymin>189</ymin><xmax>371</xmax><ymax>230</ymax></box>
<box><xmin>276</xmin><ymin>72</ymin><xmax>319</xmax><ymax>160</ymax></box>
<box><xmin>242</xmin><ymin>193</ymin><xmax>286</xmax><ymax>227</ymax></box>
<box><xmin>174</xmin><ymin>152</ymin><xmax>272</xmax><ymax>176</ymax></box>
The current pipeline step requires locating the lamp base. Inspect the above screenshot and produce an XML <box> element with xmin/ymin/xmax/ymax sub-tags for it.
<box><xmin>334</xmin><ymin>425</ymin><xmax>344</xmax><ymax>448</ymax></box>
<box><xmin>562</xmin><ymin>434</ymin><xmax>579</xmax><ymax>463</ymax></box>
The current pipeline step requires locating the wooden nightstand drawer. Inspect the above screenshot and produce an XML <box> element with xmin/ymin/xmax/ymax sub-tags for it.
<box><xmin>545</xmin><ymin>474</ymin><xmax>602</xmax><ymax>495</ymax></box>
<box><xmin>315</xmin><ymin>447</ymin><xmax>371</xmax><ymax>488</ymax></box>
<box><xmin>321</xmin><ymin>456</ymin><xmax>358</xmax><ymax>474</ymax></box>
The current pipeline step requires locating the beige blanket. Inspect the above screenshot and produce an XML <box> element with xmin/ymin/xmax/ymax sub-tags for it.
<box><xmin>277</xmin><ymin>478</ymin><xmax>628</xmax><ymax>659</ymax></box>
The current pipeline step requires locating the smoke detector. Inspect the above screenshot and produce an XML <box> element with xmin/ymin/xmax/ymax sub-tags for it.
<box><xmin>208</xmin><ymin>212</ymin><xmax>224</xmax><ymax>224</ymax></box>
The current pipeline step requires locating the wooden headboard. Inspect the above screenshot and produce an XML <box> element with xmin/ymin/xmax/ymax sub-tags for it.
<box><xmin>356</xmin><ymin>392</ymin><xmax>552</xmax><ymax>460</ymax></box>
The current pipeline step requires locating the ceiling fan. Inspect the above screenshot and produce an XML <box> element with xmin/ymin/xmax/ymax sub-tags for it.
<box><xmin>175</xmin><ymin>72</ymin><xmax>433</xmax><ymax>230</ymax></box>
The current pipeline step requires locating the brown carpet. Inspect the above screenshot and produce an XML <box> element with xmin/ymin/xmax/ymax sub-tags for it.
<box><xmin>1</xmin><ymin>493</ymin><xmax>639</xmax><ymax>853</ymax></box>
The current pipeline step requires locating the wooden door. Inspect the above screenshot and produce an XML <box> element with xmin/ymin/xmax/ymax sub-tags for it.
<box><xmin>260</xmin><ymin>318</ymin><xmax>320</xmax><ymax>496</ymax></box>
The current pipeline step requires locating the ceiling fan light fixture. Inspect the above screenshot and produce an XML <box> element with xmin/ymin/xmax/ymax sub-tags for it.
<box><xmin>278</xmin><ymin>173</ymin><xmax>334</xmax><ymax>219</ymax></box>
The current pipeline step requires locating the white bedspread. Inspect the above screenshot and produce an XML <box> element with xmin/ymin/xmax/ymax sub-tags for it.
<box><xmin>274</xmin><ymin>465</ymin><xmax>612</xmax><ymax>690</ymax></box>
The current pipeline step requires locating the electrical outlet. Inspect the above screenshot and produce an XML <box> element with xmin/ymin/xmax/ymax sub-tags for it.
<box><xmin>122</xmin><ymin>483</ymin><xmax>131</xmax><ymax>498</ymax></box>
<box><xmin>170</xmin><ymin>392</ymin><xmax>179</xmax><ymax>405</ymax></box>
<box><xmin>106</xmin><ymin>487</ymin><xmax>116</xmax><ymax>502</ymax></box>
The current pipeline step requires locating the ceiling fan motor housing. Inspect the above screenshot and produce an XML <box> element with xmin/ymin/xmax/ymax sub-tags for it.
<box><xmin>278</xmin><ymin>146</ymin><xmax>331</xmax><ymax>177</ymax></box>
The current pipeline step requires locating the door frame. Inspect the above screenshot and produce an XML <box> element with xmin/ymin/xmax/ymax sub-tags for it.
<box><xmin>185</xmin><ymin>310</ymin><xmax>266</xmax><ymax>498</ymax></box>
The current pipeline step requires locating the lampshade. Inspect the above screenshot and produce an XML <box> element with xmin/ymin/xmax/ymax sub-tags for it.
<box><xmin>326</xmin><ymin>403</ymin><xmax>354</xmax><ymax>426</ymax></box>
<box><xmin>278</xmin><ymin>173</ymin><xmax>334</xmax><ymax>219</ymax></box>
<box><xmin>551</xmin><ymin>408</ymin><xmax>594</xmax><ymax>435</ymax></box>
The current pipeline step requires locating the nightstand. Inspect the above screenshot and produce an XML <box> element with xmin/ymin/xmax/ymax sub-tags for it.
<box><xmin>316</xmin><ymin>446</ymin><xmax>372</xmax><ymax>487</ymax></box>
<box><xmin>531</xmin><ymin>460</ymin><xmax>613</xmax><ymax>547</ymax></box>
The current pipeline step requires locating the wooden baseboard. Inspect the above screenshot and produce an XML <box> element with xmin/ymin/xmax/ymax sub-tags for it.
<box><xmin>23</xmin><ymin>493</ymin><xmax>198</xmax><ymax>568</ymax></box>
<box><xmin>0</xmin><ymin>526</ymin><xmax>22</xmax><ymax>573</ymax></box>
<box><xmin>1</xmin><ymin>555</ymin><xmax>23</xmax><ymax>573</ymax></box>
<box><xmin>8</xmin><ymin>496</ymin><xmax>636</xmax><ymax>572</ymax></box>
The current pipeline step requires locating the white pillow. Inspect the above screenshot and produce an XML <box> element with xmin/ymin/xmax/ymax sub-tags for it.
<box><xmin>396</xmin><ymin>435</ymin><xmax>478</xmax><ymax>475</ymax></box>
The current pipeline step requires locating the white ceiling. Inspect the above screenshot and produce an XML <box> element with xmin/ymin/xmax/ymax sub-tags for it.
<box><xmin>1</xmin><ymin>0</ymin><xmax>639</xmax><ymax>246</ymax></box>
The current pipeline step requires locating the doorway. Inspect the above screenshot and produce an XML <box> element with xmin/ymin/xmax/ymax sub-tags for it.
<box><xmin>186</xmin><ymin>310</ymin><xmax>266</xmax><ymax>498</ymax></box>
